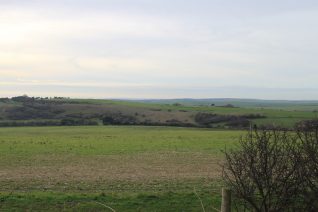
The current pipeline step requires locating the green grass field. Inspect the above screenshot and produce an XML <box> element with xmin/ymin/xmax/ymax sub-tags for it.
<box><xmin>0</xmin><ymin>126</ymin><xmax>241</xmax><ymax>211</ymax></box>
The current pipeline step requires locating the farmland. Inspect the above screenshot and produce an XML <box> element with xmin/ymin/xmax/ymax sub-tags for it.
<box><xmin>1</xmin><ymin>98</ymin><xmax>318</xmax><ymax>210</ymax></box>
<box><xmin>0</xmin><ymin>126</ymin><xmax>240</xmax><ymax>211</ymax></box>
<box><xmin>0</xmin><ymin>97</ymin><xmax>318</xmax><ymax>129</ymax></box>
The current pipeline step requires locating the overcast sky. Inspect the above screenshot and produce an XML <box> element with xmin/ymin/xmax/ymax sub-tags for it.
<box><xmin>1</xmin><ymin>0</ymin><xmax>318</xmax><ymax>99</ymax></box>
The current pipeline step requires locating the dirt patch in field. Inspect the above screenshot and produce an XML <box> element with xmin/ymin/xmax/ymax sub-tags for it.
<box><xmin>0</xmin><ymin>152</ymin><xmax>222</xmax><ymax>183</ymax></box>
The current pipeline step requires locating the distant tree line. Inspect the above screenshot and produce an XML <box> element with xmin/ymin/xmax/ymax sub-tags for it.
<box><xmin>9</xmin><ymin>95</ymin><xmax>70</xmax><ymax>102</ymax></box>
<box><xmin>0</xmin><ymin>119</ymin><xmax>100</xmax><ymax>127</ymax></box>
<box><xmin>102</xmin><ymin>114</ymin><xmax>195</xmax><ymax>127</ymax></box>
<box><xmin>195</xmin><ymin>113</ymin><xmax>266</xmax><ymax>128</ymax></box>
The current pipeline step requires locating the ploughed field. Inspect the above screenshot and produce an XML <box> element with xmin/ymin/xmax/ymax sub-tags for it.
<box><xmin>0</xmin><ymin>126</ymin><xmax>240</xmax><ymax>211</ymax></box>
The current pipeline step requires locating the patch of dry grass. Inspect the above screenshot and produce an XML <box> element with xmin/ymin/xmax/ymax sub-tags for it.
<box><xmin>0</xmin><ymin>152</ymin><xmax>221</xmax><ymax>184</ymax></box>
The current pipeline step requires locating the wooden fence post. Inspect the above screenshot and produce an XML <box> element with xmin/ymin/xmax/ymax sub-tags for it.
<box><xmin>221</xmin><ymin>188</ymin><xmax>231</xmax><ymax>212</ymax></box>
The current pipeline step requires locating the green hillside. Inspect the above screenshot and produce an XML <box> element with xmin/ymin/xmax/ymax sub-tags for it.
<box><xmin>0</xmin><ymin>96</ymin><xmax>317</xmax><ymax>129</ymax></box>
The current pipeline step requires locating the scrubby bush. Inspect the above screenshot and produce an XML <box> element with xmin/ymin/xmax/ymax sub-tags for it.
<box><xmin>102</xmin><ymin>114</ymin><xmax>137</xmax><ymax>125</ymax></box>
<box><xmin>295</xmin><ymin>120</ymin><xmax>318</xmax><ymax>211</ymax></box>
<box><xmin>223</xmin><ymin>125</ymin><xmax>318</xmax><ymax>211</ymax></box>
<box><xmin>0</xmin><ymin>120</ymin><xmax>61</xmax><ymax>127</ymax></box>
<box><xmin>61</xmin><ymin>118</ymin><xmax>99</xmax><ymax>126</ymax></box>
<box><xmin>195</xmin><ymin>113</ymin><xmax>265</xmax><ymax>128</ymax></box>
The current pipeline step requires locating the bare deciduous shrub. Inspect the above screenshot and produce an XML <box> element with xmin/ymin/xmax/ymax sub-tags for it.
<box><xmin>222</xmin><ymin>127</ymin><xmax>306</xmax><ymax>212</ymax></box>
<box><xmin>296</xmin><ymin>120</ymin><xmax>318</xmax><ymax>211</ymax></box>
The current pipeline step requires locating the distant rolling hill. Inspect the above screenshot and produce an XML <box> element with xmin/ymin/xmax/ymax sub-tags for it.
<box><xmin>0</xmin><ymin>96</ymin><xmax>317</xmax><ymax>128</ymax></box>
<box><xmin>130</xmin><ymin>98</ymin><xmax>318</xmax><ymax>110</ymax></box>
